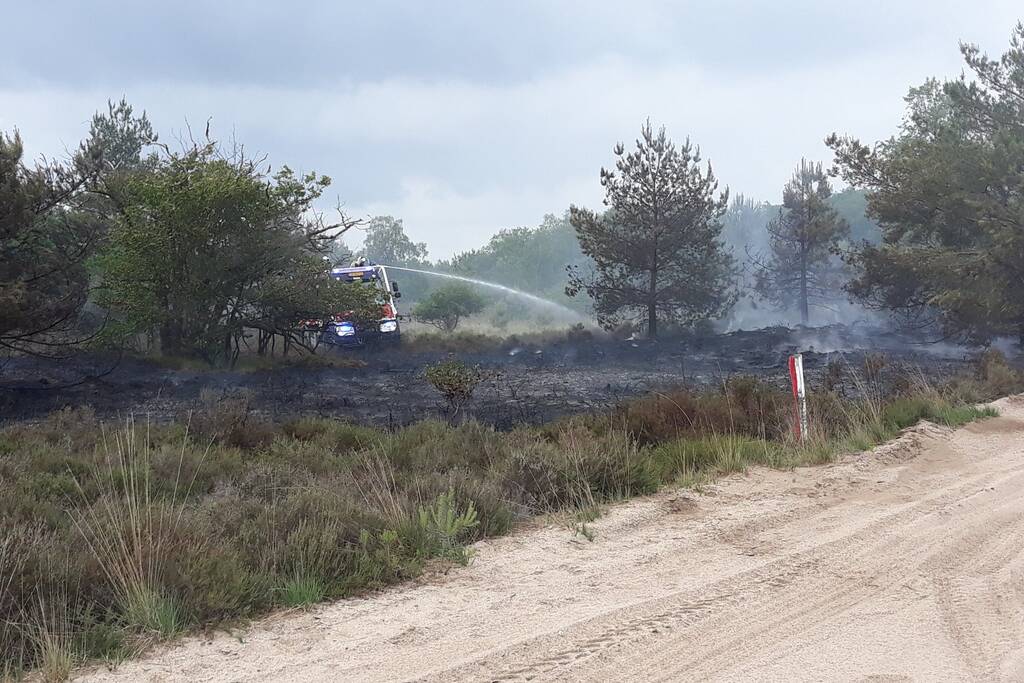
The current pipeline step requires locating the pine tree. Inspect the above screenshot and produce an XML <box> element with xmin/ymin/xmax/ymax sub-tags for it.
<box><xmin>567</xmin><ymin>121</ymin><xmax>735</xmax><ymax>338</ymax></box>
<box><xmin>84</xmin><ymin>98</ymin><xmax>158</xmax><ymax>173</ymax></box>
<box><xmin>829</xmin><ymin>22</ymin><xmax>1024</xmax><ymax>343</ymax></box>
<box><xmin>0</xmin><ymin>132</ymin><xmax>102</xmax><ymax>358</ymax></box>
<box><xmin>753</xmin><ymin>159</ymin><xmax>849</xmax><ymax>325</ymax></box>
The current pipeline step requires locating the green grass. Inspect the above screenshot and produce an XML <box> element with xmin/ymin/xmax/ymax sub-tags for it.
<box><xmin>121</xmin><ymin>590</ymin><xmax>183</xmax><ymax>638</ymax></box>
<box><xmin>279</xmin><ymin>576</ymin><xmax>327</xmax><ymax>608</ymax></box>
<box><xmin>650</xmin><ymin>434</ymin><xmax>785</xmax><ymax>482</ymax></box>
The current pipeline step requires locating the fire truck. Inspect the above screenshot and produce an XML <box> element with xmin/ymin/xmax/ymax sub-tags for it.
<box><xmin>320</xmin><ymin>263</ymin><xmax>402</xmax><ymax>347</ymax></box>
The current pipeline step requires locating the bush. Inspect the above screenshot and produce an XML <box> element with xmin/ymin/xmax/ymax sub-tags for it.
<box><xmin>188</xmin><ymin>389</ymin><xmax>275</xmax><ymax>449</ymax></box>
<box><xmin>975</xmin><ymin>349</ymin><xmax>1024</xmax><ymax>397</ymax></box>
<box><xmin>412</xmin><ymin>283</ymin><xmax>487</xmax><ymax>333</ymax></box>
<box><xmin>613</xmin><ymin>376</ymin><xmax>789</xmax><ymax>445</ymax></box>
<box><xmin>424</xmin><ymin>359</ymin><xmax>488</xmax><ymax>417</ymax></box>
<box><xmin>650</xmin><ymin>435</ymin><xmax>783</xmax><ymax>481</ymax></box>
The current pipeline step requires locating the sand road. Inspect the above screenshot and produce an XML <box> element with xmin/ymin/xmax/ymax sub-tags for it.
<box><xmin>79</xmin><ymin>397</ymin><xmax>1024</xmax><ymax>682</ymax></box>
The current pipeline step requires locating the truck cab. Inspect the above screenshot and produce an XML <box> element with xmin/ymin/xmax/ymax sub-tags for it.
<box><xmin>321</xmin><ymin>264</ymin><xmax>402</xmax><ymax>347</ymax></box>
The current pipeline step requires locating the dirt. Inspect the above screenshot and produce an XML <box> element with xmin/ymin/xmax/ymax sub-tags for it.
<box><xmin>0</xmin><ymin>324</ymin><xmax>974</xmax><ymax>427</ymax></box>
<box><xmin>75</xmin><ymin>396</ymin><xmax>1024</xmax><ymax>682</ymax></box>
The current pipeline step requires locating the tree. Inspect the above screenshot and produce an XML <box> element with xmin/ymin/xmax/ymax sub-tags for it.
<box><xmin>361</xmin><ymin>215</ymin><xmax>427</xmax><ymax>265</ymax></box>
<box><xmin>441</xmin><ymin>212</ymin><xmax>590</xmax><ymax>308</ymax></box>
<box><xmin>84</xmin><ymin>98</ymin><xmax>158</xmax><ymax>174</ymax></box>
<box><xmin>828</xmin><ymin>187</ymin><xmax>880</xmax><ymax>244</ymax></box>
<box><xmin>753</xmin><ymin>159</ymin><xmax>850</xmax><ymax>325</ymax></box>
<box><xmin>0</xmin><ymin>131</ymin><xmax>103</xmax><ymax>358</ymax></box>
<box><xmin>828</xmin><ymin>23</ymin><xmax>1024</xmax><ymax>343</ymax></box>
<box><xmin>723</xmin><ymin>194</ymin><xmax>773</xmax><ymax>257</ymax></box>
<box><xmin>70</xmin><ymin>98</ymin><xmax>162</xmax><ymax>321</ymax></box>
<box><xmin>412</xmin><ymin>283</ymin><xmax>487</xmax><ymax>332</ymax></box>
<box><xmin>567</xmin><ymin>121</ymin><xmax>735</xmax><ymax>337</ymax></box>
<box><xmin>96</xmin><ymin>140</ymin><xmax>375</xmax><ymax>362</ymax></box>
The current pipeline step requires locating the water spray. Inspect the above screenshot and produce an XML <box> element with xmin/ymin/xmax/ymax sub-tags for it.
<box><xmin>381</xmin><ymin>265</ymin><xmax>583</xmax><ymax>319</ymax></box>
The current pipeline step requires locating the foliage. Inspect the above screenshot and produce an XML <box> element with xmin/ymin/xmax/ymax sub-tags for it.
<box><xmin>326</xmin><ymin>234</ymin><xmax>354</xmax><ymax>267</ymax></box>
<box><xmin>441</xmin><ymin>212</ymin><xmax>591</xmax><ymax>309</ymax></box>
<box><xmin>0</xmin><ymin>131</ymin><xmax>103</xmax><ymax>359</ymax></box>
<box><xmin>95</xmin><ymin>140</ymin><xmax>378</xmax><ymax>362</ymax></box>
<box><xmin>567</xmin><ymin>121</ymin><xmax>736</xmax><ymax>337</ymax></box>
<box><xmin>83</xmin><ymin>98</ymin><xmax>158</xmax><ymax>175</ymax></box>
<box><xmin>412</xmin><ymin>283</ymin><xmax>487</xmax><ymax>332</ymax></box>
<box><xmin>360</xmin><ymin>215</ymin><xmax>428</xmax><ymax>266</ymax></box>
<box><xmin>723</xmin><ymin>194</ymin><xmax>774</xmax><ymax>257</ymax></box>
<box><xmin>356</xmin><ymin>215</ymin><xmax>432</xmax><ymax>303</ymax></box>
<box><xmin>828</xmin><ymin>187</ymin><xmax>880</xmax><ymax>244</ymax></box>
<box><xmin>414</xmin><ymin>489</ymin><xmax>479</xmax><ymax>564</ymax></box>
<box><xmin>279</xmin><ymin>575</ymin><xmax>327</xmax><ymax>608</ymax></box>
<box><xmin>609</xmin><ymin>376</ymin><xmax>791</xmax><ymax>445</ymax></box>
<box><xmin>725</xmin><ymin>191</ymin><xmax>877</xmax><ymax>262</ymax></box>
<box><xmin>423</xmin><ymin>359</ymin><xmax>487</xmax><ymax>415</ymax></box>
<box><xmin>828</xmin><ymin>23</ymin><xmax>1024</xmax><ymax>343</ymax></box>
<box><xmin>753</xmin><ymin>159</ymin><xmax>850</xmax><ymax>324</ymax></box>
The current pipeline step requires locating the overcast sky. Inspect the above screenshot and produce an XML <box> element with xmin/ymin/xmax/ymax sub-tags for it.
<box><xmin>1</xmin><ymin>1</ymin><xmax>1020</xmax><ymax>257</ymax></box>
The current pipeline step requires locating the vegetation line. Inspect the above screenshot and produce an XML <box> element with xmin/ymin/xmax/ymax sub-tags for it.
<box><xmin>1</xmin><ymin>352</ymin><xmax>1016</xmax><ymax>679</ymax></box>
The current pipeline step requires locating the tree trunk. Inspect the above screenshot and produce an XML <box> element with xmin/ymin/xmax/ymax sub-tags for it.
<box><xmin>799</xmin><ymin>250</ymin><xmax>809</xmax><ymax>326</ymax></box>
<box><xmin>647</xmin><ymin>268</ymin><xmax>658</xmax><ymax>338</ymax></box>
<box><xmin>799</xmin><ymin>271</ymin><xmax>809</xmax><ymax>325</ymax></box>
<box><xmin>160</xmin><ymin>320</ymin><xmax>182</xmax><ymax>356</ymax></box>
<box><xmin>799</xmin><ymin>176</ymin><xmax>810</xmax><ymax>326</ymax></box>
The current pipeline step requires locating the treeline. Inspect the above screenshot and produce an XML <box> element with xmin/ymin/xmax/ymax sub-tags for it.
<box><xmin>3</xmin><ymin>21</ymin><xmax>1023</xmax><ymax>359</ymax></box>
<box><xmin>349</xmin><ymin>189</ymin><xmax>877</xmax><ymax>333</ymax></box>
<box><xmin>509</xmin><ymin>22</ymin><xmax>1024</xmax><ymax>341</ymax></box>
<box><xmin>1</xmin><ymin>102</ymin><xmax>378</xmax><ymax>365</ymax></box>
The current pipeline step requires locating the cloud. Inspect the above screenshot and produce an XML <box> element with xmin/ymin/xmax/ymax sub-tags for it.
<box><xmin>2</xmin><ymin>2</ymin><xmax>1021</xmax><ymax>257</ymax></box>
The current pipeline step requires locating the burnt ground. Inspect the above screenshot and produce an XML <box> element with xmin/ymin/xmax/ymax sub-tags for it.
<box><xmin>0</xmin><ymin>325</ymin><xmax>983</xmax><ymax>429</ymax></box>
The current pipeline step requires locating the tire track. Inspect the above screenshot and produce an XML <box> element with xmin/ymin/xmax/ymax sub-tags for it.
<box><xmin>425</xmin><ymin>456</ymin><xmax>1024</xmax><ymax>682</ymax></box>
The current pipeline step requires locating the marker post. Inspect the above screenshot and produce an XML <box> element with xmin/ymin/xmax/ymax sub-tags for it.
<box><xmin>788</xmin><ymin>353</ymin><xmax>809</xmax><ymax>441</ymax></box>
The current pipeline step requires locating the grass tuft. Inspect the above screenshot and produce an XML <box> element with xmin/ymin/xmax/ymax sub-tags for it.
<box><xmin>279</xmin><ymin>576</ymin><xmax>327</xmax><ymax>608</ymax></box>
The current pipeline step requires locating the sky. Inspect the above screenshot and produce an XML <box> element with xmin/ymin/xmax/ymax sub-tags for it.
<box><xmin>1</xmin><ymin>1</ymin><xmax>1021</xmax><ymax>257</ymax></box>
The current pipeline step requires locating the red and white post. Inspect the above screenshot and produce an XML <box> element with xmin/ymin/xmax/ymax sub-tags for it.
<box><xmin>788</xmin><ymin>353</ymin><xmax>809</xmax><ymax>441</ymax></box>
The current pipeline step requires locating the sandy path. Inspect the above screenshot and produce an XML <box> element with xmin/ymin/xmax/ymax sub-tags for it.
<box><xmin>78</xmin><ymin>397</ymin><xmax>1024</xmax><ymax>682</ymax></box>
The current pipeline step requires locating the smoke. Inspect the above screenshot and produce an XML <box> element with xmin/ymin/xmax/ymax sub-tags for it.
<box><xmin>718</xmin><ymin>193</ymin><xmax>882</xmax><ymax>333</ymax></box>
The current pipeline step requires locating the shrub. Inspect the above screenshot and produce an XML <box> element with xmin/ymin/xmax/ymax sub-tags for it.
<box><xmin>188</xmin><ymin>389</ymin><xmax>275</xmax><ymax>449</ymax></box>
<box><xmin>975</xmin><ymin>349</ymin><xmax>1024</xmax><ymax>397</ymax></box>
<box><xmin>412</xmin><ymin>283</ymin><xmax>487</xmax><ymax>333</ymax></box>
<box><xmin>424</xmin><ymin>359</ymin><xmax>488</xmax><ymax>417</ymax></box>
<box><xmin>279</xmin><ymin>575</ymin><xmax>326</xmax><ymax>608</ymax></box>
<box><xmin>615</xmin><ymin>377</ymin><xmax>789</xmax><ymax>445</ymax></box>
<box><xmin>400</xmin><ymin>330</ymin><xmax>502</xmax><ymax>354</ymax></box>
<box><xmin>408</xmin><ymin>488</ymin><xmax>479</xmax><ymax>564</ymax></box>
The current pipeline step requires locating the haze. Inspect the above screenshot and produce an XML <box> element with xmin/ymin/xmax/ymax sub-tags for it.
<box><xmin>2</xmin><ymin>0</ymin><xmax>1019</xmax><ymax>256</ymax></box>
